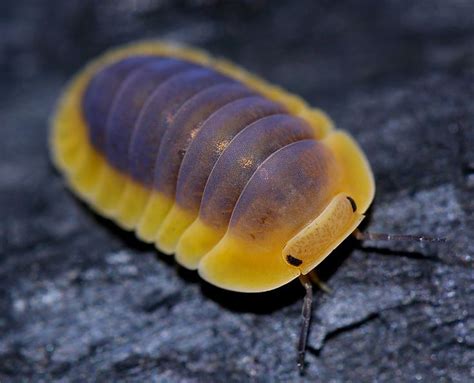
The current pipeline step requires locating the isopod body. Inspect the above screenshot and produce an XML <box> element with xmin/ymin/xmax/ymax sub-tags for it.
<box><xmin>50</xmin><ymin>41</ymin><xmax>375</xmax><ymax>293</ymax></box>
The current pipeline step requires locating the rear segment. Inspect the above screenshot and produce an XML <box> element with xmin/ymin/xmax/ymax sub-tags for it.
<box><xmin>50</xmin><ymin>41</ymin><xmax>373</xmax><ymax>293</ymax></box>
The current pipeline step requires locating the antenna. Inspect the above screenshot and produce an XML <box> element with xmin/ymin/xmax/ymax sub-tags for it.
<box><xmin>354</xmin><ymin>229</ymin><xmax>446</xmax><ymax>243</ymax></box>
<box><xmin>297</xmin><ymin>229</ymin><xmax>446</xmax><ymax>375</ymax></box>
<box><xmin>296</xmin><ymin>228</ymin><xmax>446</xmax><ymax>374</ymax></box>
<box><xmin>297</xmin><ymin>274</ymin><xmax>313</xmax><ymax>374</ymax></box>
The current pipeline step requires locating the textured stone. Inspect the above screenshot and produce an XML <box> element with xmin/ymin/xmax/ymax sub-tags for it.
<box><xmin>1</xmin><ymin>0</ymin><xmax>473</xmax><ymax>382</ymax></box>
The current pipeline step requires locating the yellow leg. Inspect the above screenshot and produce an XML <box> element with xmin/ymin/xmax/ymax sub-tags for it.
<box><xmin>309</xmin><ymin>270</ymin><xmax>331</xmax><ymax>294</ymax></box>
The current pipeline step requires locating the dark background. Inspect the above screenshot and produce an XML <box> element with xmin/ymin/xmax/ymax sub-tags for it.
<box><xmin>1</xmin><ymin>1</ymin><xmax>473</xmax><ymax>382</ymax></box>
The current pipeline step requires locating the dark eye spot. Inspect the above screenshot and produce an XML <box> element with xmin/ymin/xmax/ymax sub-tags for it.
<box><xmin>286</xmin><ymin>254</ymin><xmax>303</xmax><ymax>266</ymax></box>
<box><xmin>346</xmin><ymin>196</ymin><xmax>357</xmax><ymax>212</ymax></box>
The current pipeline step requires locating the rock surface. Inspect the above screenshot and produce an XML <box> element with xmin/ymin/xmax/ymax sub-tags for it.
<box><xmin>1</xmin><ymin>0</ymin><xmax>473</xmax><ymax>382</ymax></box>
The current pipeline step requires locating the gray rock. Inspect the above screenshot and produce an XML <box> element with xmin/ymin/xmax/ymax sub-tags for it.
<box><xmin>1</xmin><ymin>0</ymin><xmax>473</xmax><ymax>382</ymax></box>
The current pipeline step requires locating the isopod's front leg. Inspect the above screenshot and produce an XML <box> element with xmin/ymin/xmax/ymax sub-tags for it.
<box><xmin>309</xmin><ymin>270</ymin><xmax>332</xmax><ymax>294</ymax></box>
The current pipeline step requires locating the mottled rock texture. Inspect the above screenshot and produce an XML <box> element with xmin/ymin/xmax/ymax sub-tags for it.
<box><xmin>1</xmin><ymin>1</ymin><xmax>473</xmax><ymax>382</ymax></box>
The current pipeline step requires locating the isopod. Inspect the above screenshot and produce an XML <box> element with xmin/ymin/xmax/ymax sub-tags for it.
<box><xmin>50</xmin><ymin>41</ymin><xmax>444</xmax><ymax>371</ymax></box>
